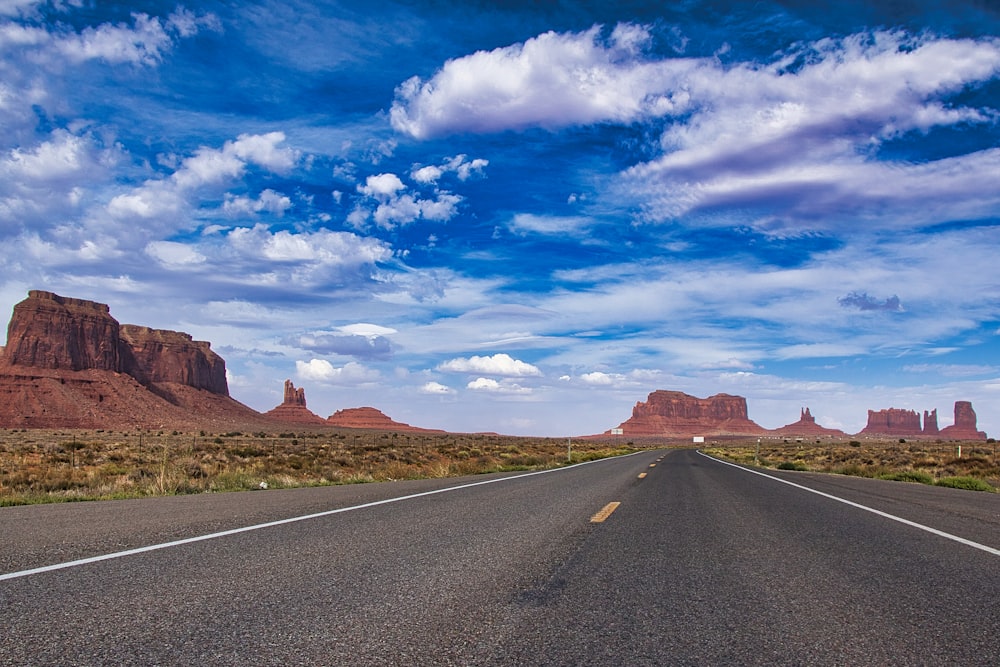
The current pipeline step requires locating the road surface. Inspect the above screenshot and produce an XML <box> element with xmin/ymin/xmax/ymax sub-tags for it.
<box><xmin>2</xmin><ymin>449</ymin><xmax>999</xmax><ymax>665</ymax></box>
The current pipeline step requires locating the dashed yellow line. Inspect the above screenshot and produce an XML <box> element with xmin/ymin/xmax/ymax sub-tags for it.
<box><xmin>649</xmin><ymin>463</ymin><xmax>656</xmax><ymax>467</ymax></box>
<box><xmin>590</xmin><ymin>501</ymin><xmax>621</xmax><ymax>523</ymax></box>
<box><xmin>638</xmin><ymin>472</ymin><xmax>647</xmax><ymax>479</ymax></box>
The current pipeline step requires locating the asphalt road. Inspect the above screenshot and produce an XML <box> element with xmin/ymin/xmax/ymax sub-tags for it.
<box><xmin>2</xmin><ymin>449</ymin><xmax>999</xmax><ymax>666</ymax></box>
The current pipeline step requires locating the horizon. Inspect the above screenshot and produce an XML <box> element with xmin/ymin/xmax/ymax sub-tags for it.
<box><xmin>2</xmin><ymin>1</ymin><xmax>1000</xmax><ymax>437</ymax></box>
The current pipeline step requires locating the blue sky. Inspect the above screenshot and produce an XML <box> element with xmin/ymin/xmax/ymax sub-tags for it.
<box><xmin>2</xmin><ymin>0</ymin><xmax>1000</xmax><ymax>436</ymax></box>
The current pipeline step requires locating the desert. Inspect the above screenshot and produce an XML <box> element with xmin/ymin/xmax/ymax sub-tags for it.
<box><xmin>0</xmin><ymin>290</ymin><xmax>995</xmax><ymax>505</ymax></box>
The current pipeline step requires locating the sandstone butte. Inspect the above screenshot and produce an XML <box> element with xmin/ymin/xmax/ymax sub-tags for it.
<box><xmin>611</xmin><ymin>390</ymin><xmax>987</xmax><ymax>441</ymax></box>
<box><xmin>326</xmin><ymin>406</ymin><xmax>443</xmax><ymax>433</ymax></box>
<box><xmin>262</xmin><ymin>380</ymin><xmax>328</xmax><ymax>425</ymax></box>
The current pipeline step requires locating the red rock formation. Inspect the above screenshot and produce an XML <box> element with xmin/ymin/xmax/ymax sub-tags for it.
<box><xmin>612</xmin><ymin>390</ymin><xmax>766</xmax><ymax>436</ymax></box>
<box><xmin>120</xmin><ymin>325</ymin><xmax>227</xmax><ymax>394</ymax></box>
<box><xmin>264</xmin><ymin>380</ymin><xmax>327</xmax><ymax>424</ymax></box>
<box><xmin>939</xmin><ymin>401</ymin><xmax>986</xmax><ymax>440</ymax></box>
<box><xmin>4</xmin><ymin>291</ymin><xmax>122</xmax><ymax>371</ymax></box>
<box><xmin>326</xmin><ymin>406</ymin><xmax>440</xmax><ymax>432</ymax></box>
<box><xmin>859</xmin><ymin>408</ymin><xmax>924</xmax><ymax>436</ymax></box>
<box><xmin>923</xmin><ymin>409</ymin><xmax>939</xmax><ymax>435</ymax></box>
<box><xmin>0</xmin><ymin>290</ymin><xmax>262</xmax><ymax>429</ymax></box>
<box><xmin>772</xmin><ymin>407</ymin><xmax>846</xmax><ymax>438</ymax></box>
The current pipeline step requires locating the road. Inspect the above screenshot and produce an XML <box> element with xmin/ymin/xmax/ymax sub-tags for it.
<box><xmin>2</xmin><ymin>448</ymin><xmax>999</xmax><ymax>665</ymax></box>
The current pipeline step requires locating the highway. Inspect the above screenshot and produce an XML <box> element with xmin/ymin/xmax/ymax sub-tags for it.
<box><xmin>2</xmin><ymin>448</ymin><xmax>999</xmax><ymax>665</ymax></box>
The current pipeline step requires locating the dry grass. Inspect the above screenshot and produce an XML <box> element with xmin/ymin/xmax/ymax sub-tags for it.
<box><xmin>0</xmin><ymin>428</ymin><xmax>637</xmax><ymax>505</ymax></box>
<box><xmin>705</xmin><ymin>437</ymin><xmax>1000</xmax><ymax>492</ymax></box>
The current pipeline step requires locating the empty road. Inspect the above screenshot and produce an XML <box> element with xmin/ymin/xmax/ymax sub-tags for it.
<box><xmin>2</xmin><ymin>449</ymin><xmax>999</xmax><ymax>665</ymax></box>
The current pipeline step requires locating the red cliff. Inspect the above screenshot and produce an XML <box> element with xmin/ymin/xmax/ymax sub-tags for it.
<box><xmin>859</xmin><ymin>408</ymin><xmax>924</xmax><ymax>437</ymax></box>
<box><xmin>612</xmin><ymin>390</ymin><xmax>766</xmax><ymax>437</ymax></box>
<box><xmin>0</xmin><ymin>290</ymin><xmax>261</xmax><ymax>429</ymax></box>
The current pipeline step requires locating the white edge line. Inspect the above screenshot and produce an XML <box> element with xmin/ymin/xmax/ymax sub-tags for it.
<box><xmin>1</xmin><ymin>452</ymin><xmax>641</xmax><ymax>583</ymax></box>
<box><xmin>698</xmin><ymin>450</ymin><xmax>1000</xmax><ymax>558</ymax></box>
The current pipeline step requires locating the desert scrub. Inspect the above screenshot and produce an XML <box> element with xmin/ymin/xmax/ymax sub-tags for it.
<box><xmin>935</xmin><ymin>476</ymin><xmax>995</xmax><ymax>492</ymax></box>
<box><xmin>878</xmin><ymin>470</ymin><xmax>934</xmax><ymax>485</ymax></box>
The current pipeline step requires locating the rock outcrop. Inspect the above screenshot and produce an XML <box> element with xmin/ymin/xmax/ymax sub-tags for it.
<box><xmin>772</xmin><ymin>407</ymin><xmax>847</xmax><ymax>438</ymax></box>
<box><xmin>120</xmin><ymin>325</ymin><xmax>228</xmax><ymax>394</ymax></box>
<box><xmin>939</xmin><ymin>401</ymin><xmax>987</xmax><ymax>440</ymax></box>
<box><xmin>264</xmin><ymin>380</ymin><xmax>327</xmax><ymax>424</ymax></box>
<box><xmin>0</xmin><ymin>290</ymin><xmax>261</xmax><ymax>429</ymax></box>
<box><xmin>859</xmin><ymin>408</ymin><xmax>925</xmax><ymax>437</ymax></box>
<box><xmin>612</xmin><ymin>390</ymin><xmax>767</xmax><ymax>437</ymax></box>
<box><xmin>326</xmin><ymin>406</ymin><xmax>440</xmax><ymax>432</ymax></box>
<box><xmin>857</xmin><ymin>403</ymin><xmax>984</xmax><ymax>440</ymax></box>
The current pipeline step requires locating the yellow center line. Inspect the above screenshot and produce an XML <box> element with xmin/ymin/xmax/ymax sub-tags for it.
<box><xmin>590</xmin><ymin>501</ymin><xmax>621</xmax><ymax>523</ymax></box>
<box><xmin>649</xmin><ymin>463</ymin><xmax>656</xmax><ymax>467</ymax></box>
<box><xmin>638</xmin><ymin>472</ymin><xmax>647</xmax><ymax>479</ymax></box>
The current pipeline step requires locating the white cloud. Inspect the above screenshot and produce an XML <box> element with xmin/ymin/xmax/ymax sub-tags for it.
<box><xmin>227</xmin><ymin>224</ymin><xmax>392</xmax><ymax>265</ymax></box>
<box><xmin>391</xmin><ymin>23</ymin><xmax>691</xmax><ymax>138</ymax></box>
<box><xmin>466</xmin><ymin>377</ymin><xmax>531</xmax><ymax>394</ymax></box>
<box><xmin>296</xmin><ymin>359</ymin><xmax>379</xmax><ymax>384</ymax></box>
<box><xmin>508</xmin><ymin>213</ymin><xmax>590</xmax><ymax>236</ymax></box>
<box><xmin>145</xmin><ymin>240</ymin><xmax>206</xmax><ymax>267</ymax></box>
<box><xmin>223</xmin><ymin>189</ymin><xmax>293</xmax><ymax>217</ymax></box>
<box><xmin>352</xmin><ymin>171</ymin><xmax>463</xmax><ymax>230</ymax></box>
<box><xmin>359</xmin><ymin>173</ymin><xmax>406</xmax><ymax>199</ymax></box>
<box><xmin>420</xmin><ymin>381</ymin><xmax>455</xmax><ymax>394</ymax></box>
<box><xmin>580</xmin><ymin>371</ymin><xmax>618</xmax><ymax>385</ymax></box>
<box><xmin>438</xmin><ymin>353</ymin><xmax>542</xmax><ymax>377</ymax></box>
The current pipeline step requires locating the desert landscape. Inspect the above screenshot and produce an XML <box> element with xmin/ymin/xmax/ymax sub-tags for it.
<box><xmin>0</xmin><ymin>290</ymin><xmax>995</xmax><ymax>505</ymax></box>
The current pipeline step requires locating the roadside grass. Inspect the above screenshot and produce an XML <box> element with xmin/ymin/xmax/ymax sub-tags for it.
<box><xmin>704</xmin><ymin>439</ymin><xmax>999</xmax><ymax>492</ymax></box>
<box><xmin>0</xmin><ymin>429</ymin><xmax>637</xmax><ymax>506</ymax></box>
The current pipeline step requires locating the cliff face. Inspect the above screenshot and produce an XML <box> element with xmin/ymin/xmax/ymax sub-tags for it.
<box><xmin>2</xmin><ymin>291</ymin><xmax>228</xmax><ymax>395</ymax></box>
<box><xmin>0</xmin><ymin>290</ymin><xmax>260</xmax><ymax>429</ymax></box>
<box><xmin>4</xmin><ymin>291</ymin><xmax>122</xmax><ymax>371</ymax></box>
<box><xmin>860</xmin><ymin>408</ymin><xmax>925</xmax><ymax>436</ymax></box>
<box><xmin>614</xmin><ymin>390</ymin><xmax>766</xmax><ymax>436</ymax></box>
<box><xmin>120</xmin><ymin>325</ymin><xmax>228</xmax><ymax>394</ymax></box>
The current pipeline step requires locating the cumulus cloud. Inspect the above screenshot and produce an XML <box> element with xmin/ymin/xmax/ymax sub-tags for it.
<box><xmin>391</xmin><ymin>23</ymin><xmax>689</xmax><ymax>138</ymax></box>
<box><xmin>438</xmin><ymin>353</ymin><xmax>542</xmax><ymax>377</ymax></box>
<box><xmin>296</xmin><ymin>359</ymin><xmax>379</xmax><ymax>384</ymax></box>
<box><xmin>351</xmin><ymin>171</ymin><xmax>462</xmax><ymax>230</ymax></box>
<box><xmin>420</xmin><ymin>381</ymin><xmax>455</xmax><ymax>394</ymax></box>
<box><xmin>223</xmin><ymin>189</ymin><xmax>293</xmax><ymax>217</ymax></box>
<box><xmin>411</xmin><ymin>155</ymin><xmax>488</xmax><ymax>183</ymax></box>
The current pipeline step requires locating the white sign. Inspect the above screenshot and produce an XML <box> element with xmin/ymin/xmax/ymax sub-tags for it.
<box><xmin>692</xmin><ymin>436</ymin><xmax>705</xmax><ymax>443</ymax></box>
<box><xmin>611</xmin><ymin>428</ymin><xmax>624</xmax><ymax>435</ymax></box>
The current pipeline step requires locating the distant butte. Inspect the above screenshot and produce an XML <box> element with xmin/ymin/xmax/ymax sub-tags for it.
<box><xmin>611</xmin><ymin>390</ymin><xmax>767</xmax><ymax>437</ymax></box>
<box><xmin>608</xmin><ymin>390</ymin><xmax>986</xmax><ymax>441</ymax></box>
<box><xmin>772</xmin><ymin>407</ymin><xmax>847</xmax><ymax>438</ymax></box>
<box><xmin>263</xmin><ymin>380</ymin><xmax>328</xmax><ymax>425</ymax></box>
<box><xmin>326</xmin><ymin>406</ymin><xmax>443</xmax><ymax>433</ymax></box>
